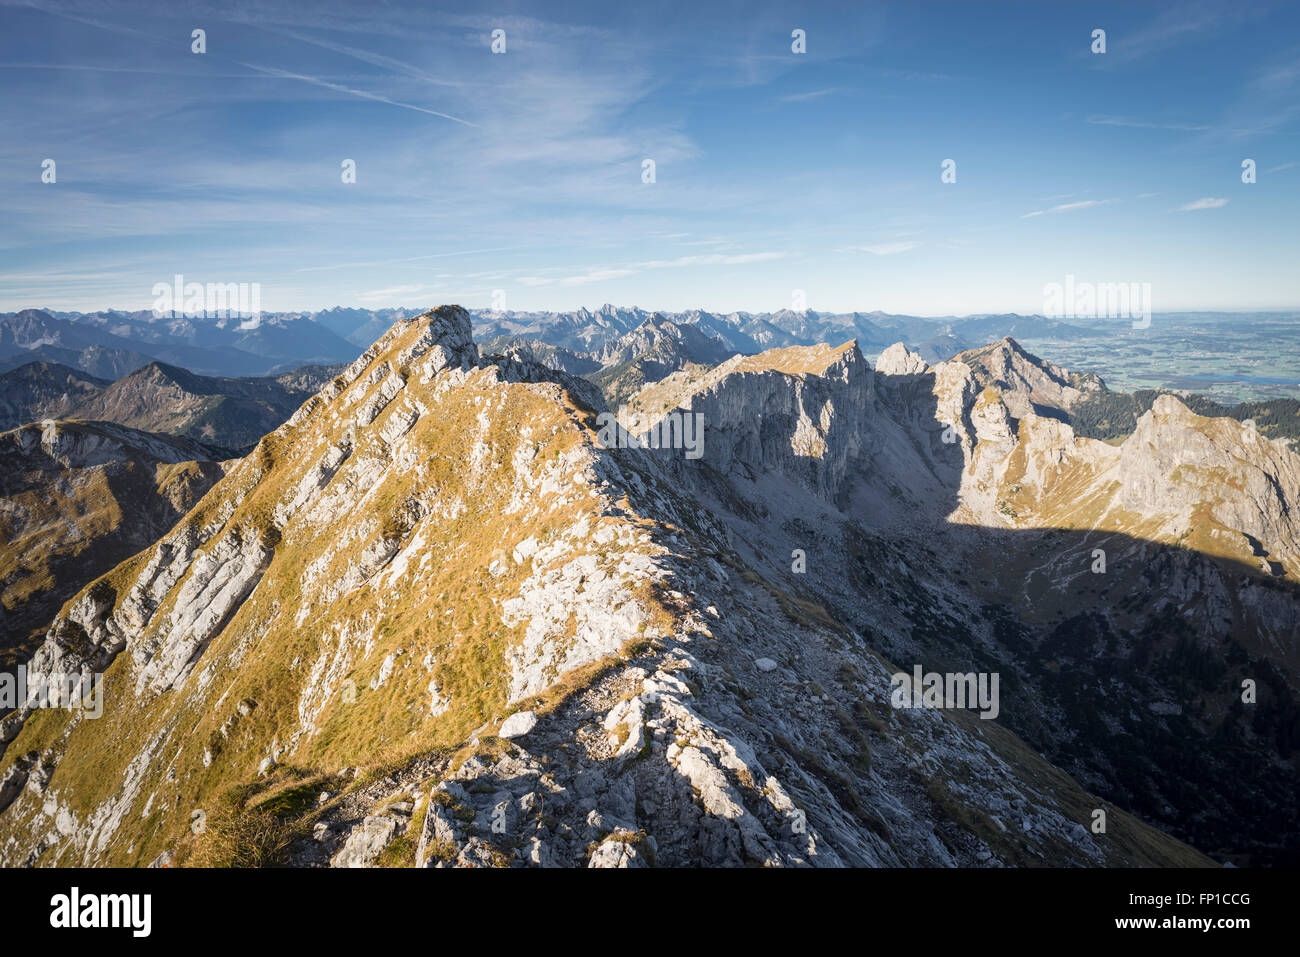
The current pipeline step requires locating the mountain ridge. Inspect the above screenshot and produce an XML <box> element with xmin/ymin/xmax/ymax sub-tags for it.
<box><xmin>0</xmin><ymin>305</ymin><xmax>1220</xmax><ymax>868</ymax></box>
<box><xmin>1</xmin><ymin>306</ymin><xmax>1295</xmax><ymax>866</ymax></box>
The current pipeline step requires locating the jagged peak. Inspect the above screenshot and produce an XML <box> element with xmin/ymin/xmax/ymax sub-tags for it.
<box><xmin>1135</xmin><ymin>393</ymin><xmax>1271</xmax><ymax>440</ymax></box>
<box><xmin>874</xmin><ymin>341</ymin><xmax>929</xmax><ymax>375</ymax></box>
<box><xmin>111</xmin><ymin>359</ymin><xmax>209</xmax><ymax>391</ymax></box>
<box><xmin>286</xmin><ymin>304</ymin><xmax>604</xmax><ymax>439</ymax></box>
<box><xmin>1148</xmin><ymin>393</ymin><xmax>1196</xmax><ymax>420</ymax></box>
<box><xmin>10</xmin><ymin>307</ymin><xmax>56</xmax><ymax>323</ymax></box>
<box><xmin>723</xmin><ymin>339</ymin><xmax>862</xmax><ymax>378</ymax></box>
<box><xmin>334</xmin><ymin>305</ymin><xmax>477</xmax><ymax>384</ymax></box>
<box><xmin>956</xmin><ymin>335</ymin><xmax>1039</xmax><ymax>365</ymax></box>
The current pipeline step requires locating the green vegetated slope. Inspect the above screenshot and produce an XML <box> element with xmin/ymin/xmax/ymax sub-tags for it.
<box><xmin>1071</xmin><ymin>388</ymin><xmax>1300</xmax><ymax>443</ymax></box>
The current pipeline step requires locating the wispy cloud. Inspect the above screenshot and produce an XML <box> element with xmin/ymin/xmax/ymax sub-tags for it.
<box><xmin>1086</xmin><ymin>115</ymin><xmax>1211</xmax><ymax>132</ymax></box>
<box><xmin>854</xmin><ymin>241</ymin><xmax>921</xmax><ymax>256</ymax></box>
<box><xmin>1</xmin><ymin>0</ymin><xmax>1294</xmax><ymax>315</ymax></box>
<box><xmin>259</xmin><ymin>28</ymin><xmax>465</xmax><ymax>89</ymax></box>
<box><xmin>875</xmin><ymin>68</ymin><xmax>957</xmax><ymax>82</ymax></box>
<box><xmin>358</xmin><ymin>284</ymin><xmax>426</xmax><ymax>302</ymax></box>
<box><xmin>644</xmin><ymin>253</ymin><xmax>785</xmax><ymax>267</ymax></box>
<box><xmin>238</xmin><ymin>62</ymin><xmax>477</xmax><ymax>127</ymax></box>
<box><xmin>775</xmin><ymin>88</ymin><xmax>840</xmax><ymax>105</ymax></box>
<box><xmin>296</xmin><ymin>247</ymin><xmax>526</xmax><ymax>273</ymax></box>
<box><xmin>1176</xmin><ymin>197</ymin><xmax>1230</xmax><ymax>211</ymax></box>
<box><xmin>1093</xmin><ymin>2</ymin><xmax>1244</xmax><ymax>65</ymax></box>
<box><xmin>17</xmin><ymin>0</ymin><xmax>172</xmax><ymax>44</ymax></box>
<box><xmin>1021</xmin><ymin>199</ymin><xmax>1116</xmax><ymax>219</ymax></box>
<box><xmin>0</xmin><ymin>63</ymin><xmax>264</xmax><ymax>78</ymax></box>
<box><xmin>519</xmin><ymin>251</ymin><xmax>786</xmax><ymax>286</ymax></box>
<box><xmin>523</xmin><ymin>268</ymin><xmax>637</xmax><ymax>287</ymax></box>
<box><xmin>1254</xmin><ymin>58</ymin><xmax>1300</xmax><ymax>94</ymax></box>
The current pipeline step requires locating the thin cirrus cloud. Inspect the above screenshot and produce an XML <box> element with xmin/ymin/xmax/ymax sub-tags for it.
<box><xmin>1086</xmin><ymin>114</ymin><xmax>1212</xmax><ymax>132</ymax></box>
<box><xmin>855</xmin><ymin>241</ymin><xmax>921</xmax><ymax>256</ymax></box>
<box><xmin>295</xmin><ymin>247</ymin><xmax>528</xmax><ymax>274</ymax></box>
<box><xmin>1177</xmin><ymin>197</ymin><xmax>1230</xmax><ymax>211</ymax></box>
<box><xmin>2</xmin><ymin>0</ymin><xmax>1297</xmax><ymax>314</ymax></box>
<box><xmin>1020</xmin><ymin>199</ymin><xmax>1117</xmax><ymax>219</ymax></box>
<box><xmin>358</xmin><ymin>284</ymin><xmax>426</xmax><ymax>302</ymax></box>
<box><xmin>775</xmin><ymin>88</ymin><xmax>841</xmax><ymax>105</ymax></box>
<box><xmin>1091</xmin><ymin>2</ymin><xmax>1242</xmax><ymax>65</ymax></box>
<box><xmin>258</xmin><ymin>27</ymin><xmax>467</xmax><ymax>89</ymax></box>
<box><xmin>519</xmin><ymin>252</ymin><xmax>787</xmax><ymax>287</ymax></box>
<box><xmin>237</xmin><ymin>62</ymin><xmax>478</xmax><ymax>127</ymax></box>
<box><xmin>1085</xmin><ymin>114</ymin><xmax>1268</xmax><ymax>140</ymax></box>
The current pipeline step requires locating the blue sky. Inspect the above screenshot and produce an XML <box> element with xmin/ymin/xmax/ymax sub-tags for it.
<box><xmin>1</xmin><ymin>0</ymin><xmax>1297</xmax><ymax>315</ymax></box>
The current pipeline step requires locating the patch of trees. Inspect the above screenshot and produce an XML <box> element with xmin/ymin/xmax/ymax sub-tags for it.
<box><xmin>1068</xmin><ymin>388</ymin><xmax>1300</xmax><ymax>442</ymax></box>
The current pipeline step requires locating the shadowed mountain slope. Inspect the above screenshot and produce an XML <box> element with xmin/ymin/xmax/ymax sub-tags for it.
<box><xmin>68</xmin><ymin>361</ymin><xmax>338</xmax><ymax>455</ymax></box>
<box><xmin>0</xmin><ymin>421</ymin><xmax>226</xmax><ymax>667</ymax></box>
<box><xmin>635</xmin><ymin>338</ymin><xmax>1300</xmax><ymax>863</ymax></box>
<box><xmin>0</xmin><ymin>363</ymin><xmax>110</xmax><ymax>432</ymax></box>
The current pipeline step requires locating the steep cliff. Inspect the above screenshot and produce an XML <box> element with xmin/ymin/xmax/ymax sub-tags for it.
<box><xmin>634</xmin><ymin>337</ymin><xmax>1300</xmax><ymax>862</ymax></box>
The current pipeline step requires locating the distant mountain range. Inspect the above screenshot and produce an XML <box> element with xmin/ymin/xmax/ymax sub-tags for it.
<box><xmin>0</xmin><ymin>360</ymin><xmax>345</xmax><ymax>455</ymax></box>
<box><xmin>469</xmin><ymin>303</ymin><xmax>1096</xmax><ymax>362</ymax></box>
<box><xmin>0</xmin><ymin>308</ymin><xmax>360</xmax><ymax>379</ymax></box>
<box><xmin>7</xmin><ymin>304</ymin><xmax>1295</xmax><ymax>458</ymax></box>
<box><xmin>0</xmin><ymin>304</ymin><xmax>1099</xmax><ymax>383</ymax></box>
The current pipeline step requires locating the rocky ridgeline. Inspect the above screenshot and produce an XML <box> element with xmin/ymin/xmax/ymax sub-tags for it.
<box><xmin>640</xmin><ymin>343</ymin><xmax>875</xmax><ymax>505</ymax></box>
<box><xmin>315</xmin><ymin>605</ymin><xmax>1184</xmax><ymax>868</ymax></box>
<box><xmin>954</xmin><ymin>337</ymin><xmax>1101</xmax><ymax>421</ymax></box>
<box><xmin>591</xmin><ymin>315</ymin><xmax>734</xmax><ymax>370</ymax></box>
<box><xmin>628</xmin><ymin>336</ymin><xmax>1300</xmax><ymax>861</ymax></box>
<box><xmin>639</xmin><ymin>335</ymin><xmax>1300</xmax><ymax>576</ymax></box>
<box><xmin>0</xmin><ymin>306</ymin><xmax>786</xmax><ymax>864</ymax></box>
<box><xmin>1</xmin><ymin>419</ymin><xmax>213</xmax><ymax>470</ymax></box>
<box><xmin>0</xmin><ymin>362</ymin><xmax>109</xmax><ymax>432</ymax></box>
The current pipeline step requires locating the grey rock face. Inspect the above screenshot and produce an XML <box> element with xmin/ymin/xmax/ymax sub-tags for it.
<box><xmin>133</xmin><ymin>527</ymin><xmax>273</xmax><ymax>695</ymax></box>
<box><xmin>330</xmin><ymin>814</ymin><xmax>399</xmax><ymax>868</ymax></box>
<box><xmin>874</xmin><ymin>342</ymin><xmax>928</xmax><ymax>376</ymax></box>
<box><xmin>588</xmin><ymin>839</ymin><xmax>646</xmax><ymax>868</ymax></box>
<box><xmin>650</xmin><ymin>344</ymin><xmax>874</xmax><ymax>504</ymax></box>
<box><xmin>498</xmin><ymin>711</ymin><xmax>537</xmax><ymax>739</ymax></box>
<box><xmin>414</xmin><ymin>305</ymin><xmax>479</xmax><ymax>376</ymax></box>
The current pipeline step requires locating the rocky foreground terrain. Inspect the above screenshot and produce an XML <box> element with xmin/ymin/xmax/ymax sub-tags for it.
<box><xmin>0</xmin><ymin>306</ymin><xmax>1295</xmax><ymax>867</ymax></box>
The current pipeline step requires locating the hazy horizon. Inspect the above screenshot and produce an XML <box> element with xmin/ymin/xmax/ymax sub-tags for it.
<box><xmin>7</xmin><ymin>302</ymin><xmax>1300</xmax><ymax>321</ymax></box>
